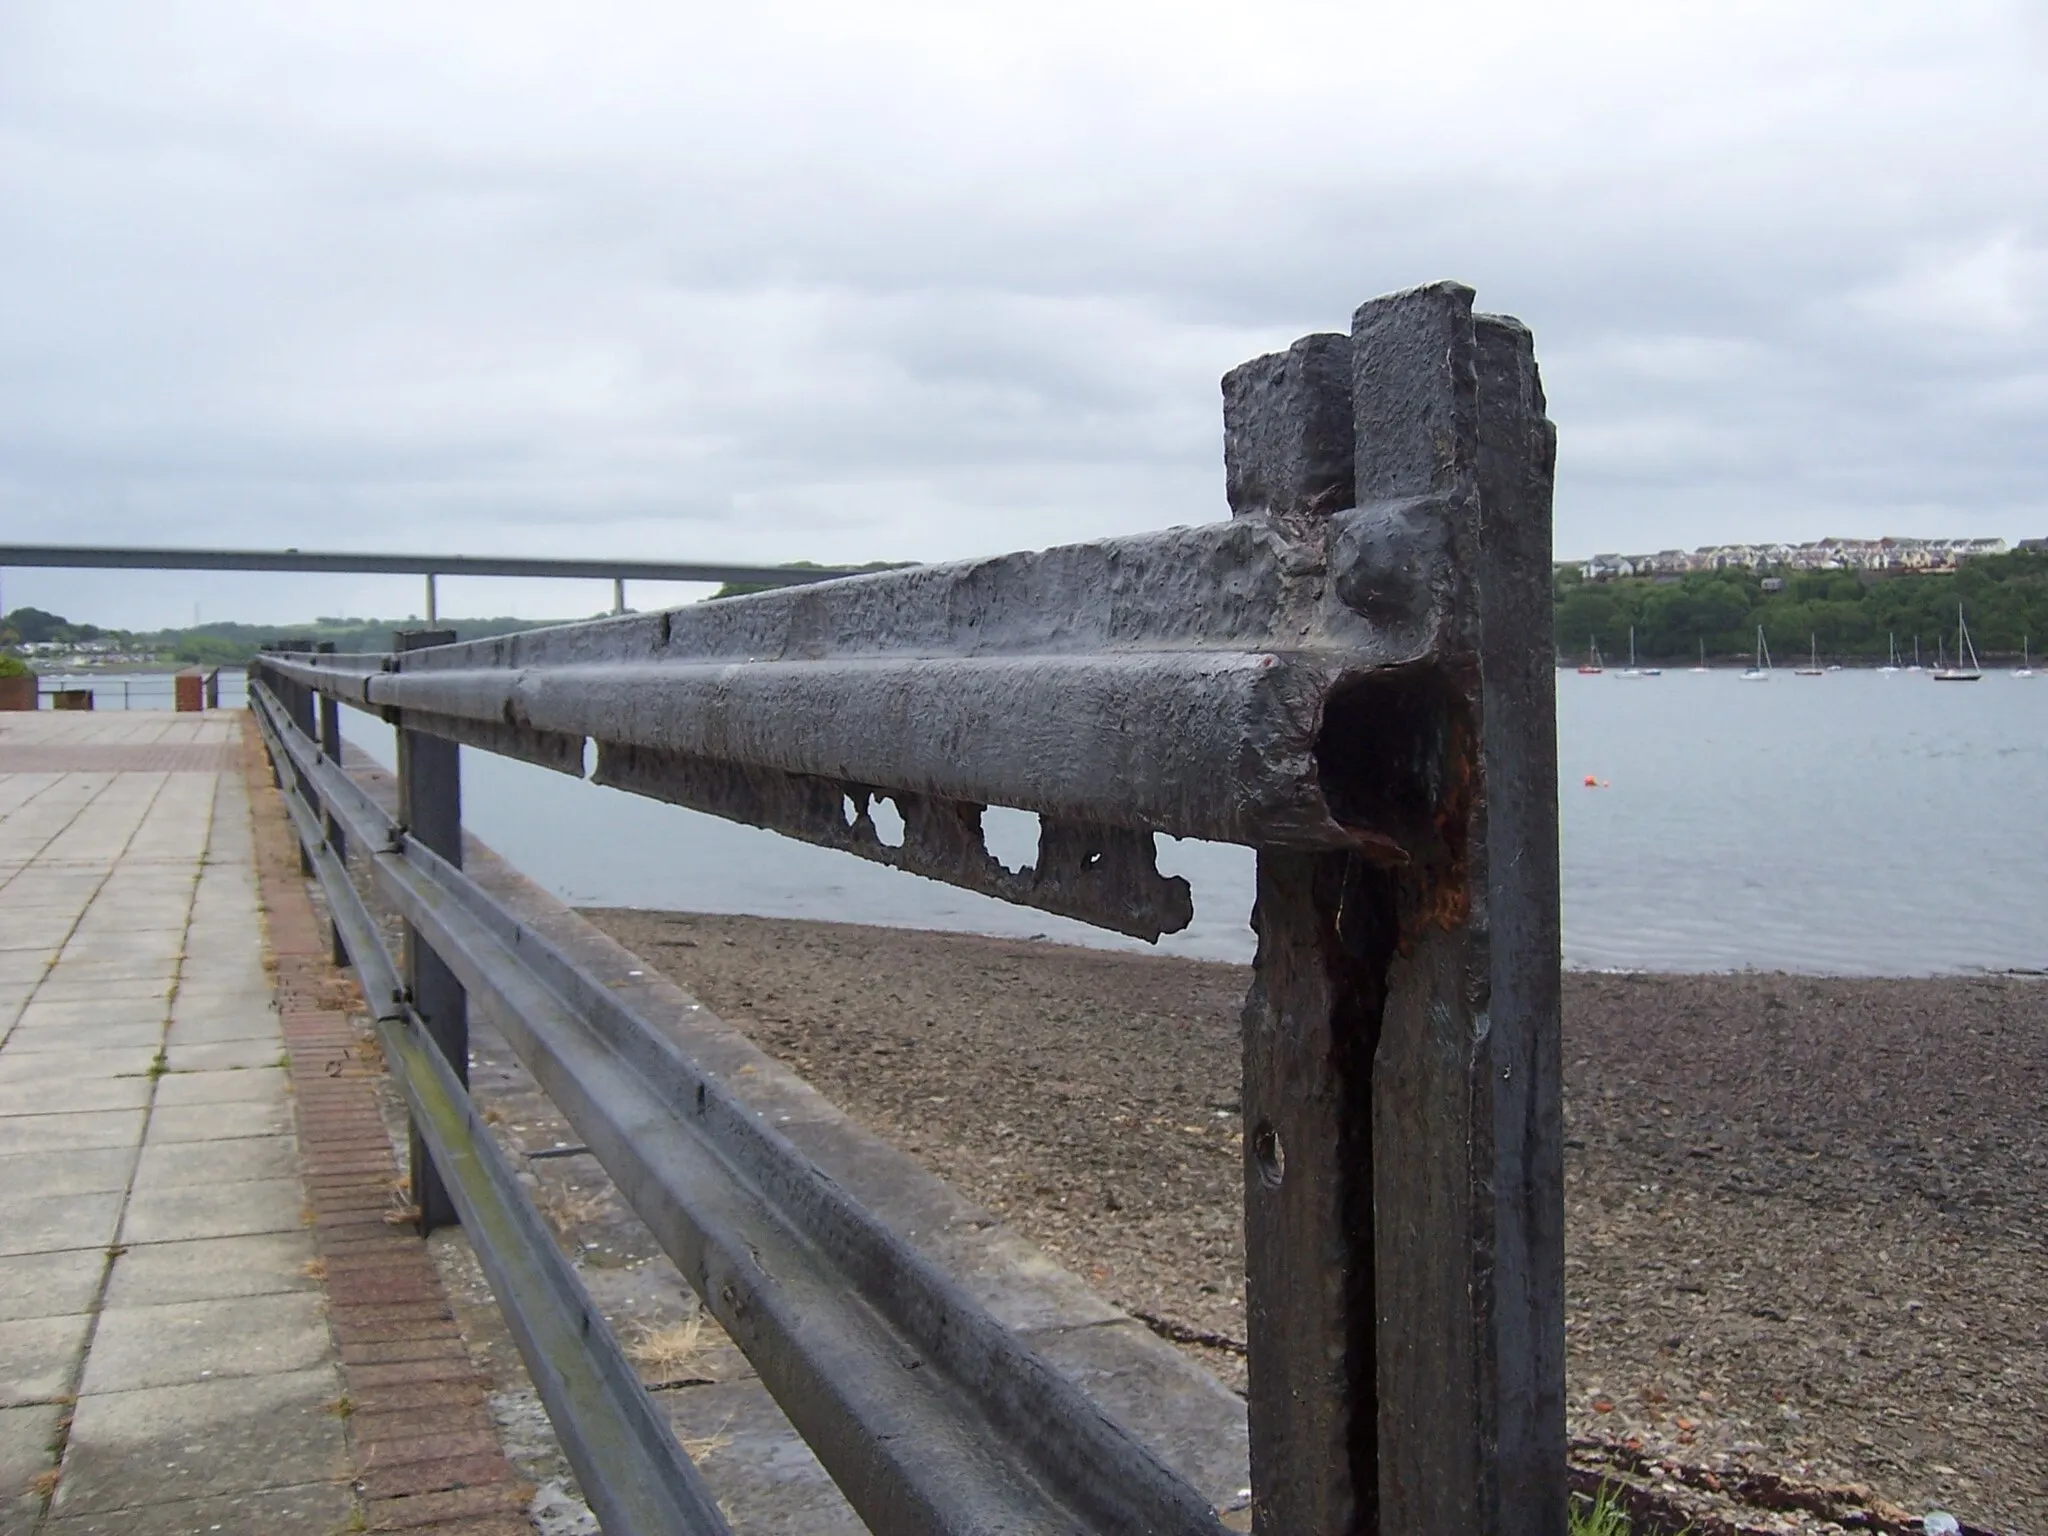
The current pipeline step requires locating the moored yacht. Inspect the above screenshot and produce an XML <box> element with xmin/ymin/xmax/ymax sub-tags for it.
<box><xmin>1741</xmin><ymin>626</ymin><xmax>1772</xmax><ymax>681</ymax></box>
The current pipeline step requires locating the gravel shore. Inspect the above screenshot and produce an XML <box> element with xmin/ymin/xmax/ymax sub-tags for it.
<box><xmin>583</xmin><ymin>908</ymin><xmax>2046</xmax><ymax>1535</ymax></box>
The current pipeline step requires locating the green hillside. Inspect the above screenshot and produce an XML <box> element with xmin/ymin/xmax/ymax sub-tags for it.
<box><xmin>1554</xmin><ymin>549</ymin><xmax>2048</xmax><ymax>665</ymax></box>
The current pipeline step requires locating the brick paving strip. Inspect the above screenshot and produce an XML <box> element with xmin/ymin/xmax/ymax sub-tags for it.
<box><xmin>239</xmin><ymin>714</ymin><xmax>536</xmax><ymax>1535</ymax></box>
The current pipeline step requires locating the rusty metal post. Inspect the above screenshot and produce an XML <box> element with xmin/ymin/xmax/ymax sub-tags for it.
<box><xmin>255</xmin><ymin>651</ymin><xmax>285</xmax><ymax>789</ymax></box>
<box><xmin>316</xmin><ymin>642</ymin><xmax>349</xmax><ymax>968</ymax></box>
<box><xmin>394</xmin><ymin>628</ymin><xmax>465</xmax><ymax>1233</ymax></box>
<box><xmin>264</xmin><ymin>643</ymin><xmax>321</xmax><ymax>875</ymax></box>
<box><xmin>1229</xmin><ymin>284</ymin><xmax>1562</xmax><ymax>1536</ymax></box>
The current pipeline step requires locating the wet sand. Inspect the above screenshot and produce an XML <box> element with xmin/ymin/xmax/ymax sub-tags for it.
<box><xmin>584</xmin><ymin>908</ymin><xmax>2046</xmax><ymax>1535</ymax></box>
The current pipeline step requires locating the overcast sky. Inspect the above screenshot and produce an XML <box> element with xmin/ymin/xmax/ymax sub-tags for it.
<box><xmin>3</xmin><ymin>1</ymin><xmax>2043</xmax><ymax>628</ymax></box>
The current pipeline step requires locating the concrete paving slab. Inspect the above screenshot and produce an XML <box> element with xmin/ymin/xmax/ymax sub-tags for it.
<box><xmin>21</xmin><ymin>980</ymin><xmax>173</xmax><ymax>1009</ymax></box>
<box><xmin>0</xmin><ymin>1023</ymin><xmax>165</xmax><ymax>1054</ymax></box>
<box><xmin>661</xmin><ymin>1377</ymin><xmax>868</xmax><ymax>1534</ymax></box>
<box><xmin>0</xmin><ymin>1078</ymin><xmax>150</xmax><ymax>1117</ymax></box>
<box><xmin>118</xmin><ymin>1176</ymin><xmax>305</xmax><ymax>1245</ymax></box>
<box><xmin>163</xmin><ymin>1006</ymin><xmax>278</xmax><ymax>1047</ymax></box>
<box><xmin>0</xmin><ymin>1149</ymin><xmax>133</xmax><ymax>1199</ymax></box>
<box><xmin>143</xmin><ymin>1100</ymin><xmax>291</xmax><ymax>1144</ymax></box>
<box><xmin>0</xmin><ymin>1402</ymin><xmax>61</xmax><ymax>1531</ymax></box>
<box><xmin>8</xmin><ymin>997</ymin><xmax>171</xmax><ymax>1030</ymax></box>
<box><xmin>0</xmin><ymin>928</ymin><xmax>85</xmax><ymax>958</ymax></box>
<box><xmin>40</xmin><ymin>958</ymin><xmax>180</xmax><ymax>989</ymax></box>
<box><xmin>173</xmin><ymin>973</ymin><xmax>272</xmax><ymax>1002</ymax></box>
<box><xmin>42</xmin><ymin>1478</ymin><xmax>354</xmax><ymax>1535</ymax></box>
<box><xmin>0</xmin><ymin>1313</ymin><xmax>91</xmax><ymax>1408</ymax></box>
<box><xmin>80</xmin><ymin>1292</ymin><xmax>333</xmax><ymax>1395</ymax></box>
<box><xmin>167</xmin><ymin>974</ymin><xmax>271</xmax><ymax>999</ymax></box>
<box><xmin>0</xmin><ymin>953</ymin><xmax>55</xmax><ymax>985</ymax></box>
<box><xmin>161</xmin><ymin>1039</ymin><xmax>282</xmax><ymax>1072</ymax></box>
<box><xmin>0</xmin><ymin>1192</ymin><xmax>124</xmax><ymax>1257</ymax></box>
<box><xmin>150</xmin><ymin>1067</ymin><xmax>288</xmax><ymax>1110</ymax></box>
<box><xmin>0</xmin><ymin>1050</ymin><xmax>157</xmax><ymax>1085</ymax></box>
<box><xmin>132</xmin><ymin>1135</ymin><xmax>297</xmax><ymax>1192</ymax></box>
<box><xmin>58</xmin><ymin>930</ymin><xmax>187</xmax><ymax>961</ymax></box>
<box><xmin>0</xmin><ymin>1251</ymin><xmax>106</xmax><ymax>1322</ymax></box>
<box><xmin>0</xmin><ymin>1111</ymin><xmax>146</xmax><ymax>1158</ymax></box>
<box><xmin>103</xmin><ymin>1232</ymin><xmax>319</xmax><ymax>1308</ymax></box>
<box><xmin>51</xmin><ymin>1365</ymin><xmax>347</xmax><ymax>1515</ymax></box>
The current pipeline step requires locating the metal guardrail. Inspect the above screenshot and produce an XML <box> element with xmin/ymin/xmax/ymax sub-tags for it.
<box><xmin>248</xmin><ymin>280</ymin><xmax>1564</xmax><ymax>1536</ymax></box>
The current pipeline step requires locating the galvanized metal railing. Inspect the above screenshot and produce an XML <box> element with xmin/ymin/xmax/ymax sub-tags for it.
<box><xmin>248</xmin><ymin>280</ymin><xmax>1563</xmax><ymax>1536</ymax></box>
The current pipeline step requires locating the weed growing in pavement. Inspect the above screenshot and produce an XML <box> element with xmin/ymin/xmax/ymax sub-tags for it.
<box><xmin>627</xmin><ymin>1311</ymin><xmax>707</xmax><ymax>1379</ymax></box>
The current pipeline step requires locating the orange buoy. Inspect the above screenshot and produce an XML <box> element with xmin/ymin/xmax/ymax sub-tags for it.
<box><xmin>1582</xmin><ymin>774</ymin><xmax>1598</xmax><ymax>787</ymax></box>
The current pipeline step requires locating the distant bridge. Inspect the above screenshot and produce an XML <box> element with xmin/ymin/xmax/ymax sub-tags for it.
<box><xmin>0</xmin><ymin>544</ymin><xmax>878</xmax><ymax>621</ymax></box>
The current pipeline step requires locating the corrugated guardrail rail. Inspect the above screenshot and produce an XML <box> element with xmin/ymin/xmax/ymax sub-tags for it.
<box><xmin>247</xmin><ymin>280</ymin><xmax>1565</xmax><ymax>1536</ymax></box>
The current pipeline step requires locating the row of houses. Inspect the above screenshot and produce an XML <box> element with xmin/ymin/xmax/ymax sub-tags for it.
<box><xmin>10</xmin><ymin>640</ymin><xmax>159</xmax><ymax>663</ymax></box>
<box><xmin>1575</xmin><ymin>537</ymin><xmax>2016</xmax><ymax>582</ymax></box>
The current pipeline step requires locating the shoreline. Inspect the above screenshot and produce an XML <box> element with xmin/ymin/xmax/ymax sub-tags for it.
<box><xmin>583</xmin><ymin>906</ymin><xmax>2045</xmax><ymax>1535</ymax></box>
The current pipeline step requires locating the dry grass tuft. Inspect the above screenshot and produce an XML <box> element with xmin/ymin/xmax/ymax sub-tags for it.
<box><xmin>27</xmin><ymin>1468</ymin><xmax>59</xmax><ymax>1501</ymax></box>
<box><xmin>679</xmin><ymin>1412</ymin><xmax>735</xmax><ymax>1462</ymax></box>
<box><xmin>627</xmin><ymin>1311</ymin><xmax>707</xmax><ymax>1378</ymax></box>
<box><xmin>301</xmin><ymin>1257</ymin><xmax>328</xmax><ymax>1280</ymax></box>
<box><xmin>540</xmin><ymin>1185</ymin><xmax>610</xmax><ymax>1229</ymax></box>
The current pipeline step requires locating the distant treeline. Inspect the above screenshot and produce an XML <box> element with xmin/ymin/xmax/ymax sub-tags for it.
<box><xmin>153</xmin><ymin>616</ymin><xmax>572</xmax><ymax>666</ymax></box>
<box><xmin>1554</xmin><ymin>550</ymin><xmax>2048</xmax><ymax>664</ymax></box>
<box><xmin>5</xmin><ymin>564</ymin><xmax>913</xmax><ymax>666</ymax></box>
<box><xmin>0</xmin><ymin>610</ymin><xmax>573</xmax><ymax>667</ymax></box>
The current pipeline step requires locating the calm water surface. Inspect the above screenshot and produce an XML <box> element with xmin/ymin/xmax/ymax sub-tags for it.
<box><xmin>11</xmin><ymin>665</ymin><xmax>1961</xmax><ymax>974</ymax></box>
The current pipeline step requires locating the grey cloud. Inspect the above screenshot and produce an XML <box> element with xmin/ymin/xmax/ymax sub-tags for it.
<box><xmin>1</xmin><ymin>1</ymin><xmax>2043</xmax><ymax>628</ymax></box>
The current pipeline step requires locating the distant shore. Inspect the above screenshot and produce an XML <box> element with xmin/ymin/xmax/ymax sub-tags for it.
<box><xmin>583</xmin><ymin>907</ymin><xmax>2045</xmax><ymax>1535</ymax></box>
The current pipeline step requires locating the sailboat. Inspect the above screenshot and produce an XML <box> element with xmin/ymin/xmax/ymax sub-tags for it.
<box><xmin>1932</xmin><ymin>605</ymin><xmax>1982</xmax><ymax>682</ymax></box>
<box><xmin>1877</xmin><ymin>633</ymin><xmax>1902</xmax><ymax>674</ymax></box>
<box><xmin>1615</xmin><ymin>626</ymin><xmax>1660</xmax><ymax>678</ymax></box>
<box><xmin>1577</xmin><ymin>638</ymin><xmax>1604</xmax><ymax>675</ymax></box>
<box><xmin>1691</xmin><ymin>638</ymin><xmax>1710</xmax><ymax>674</ymax></box>
<box><xmin>1794</xmin><ymin>634</ymin><xmax>1825</xmax><ymax>676</ymax></box>
<box><xmin>1908</xmin><ymin>636</ymin><xmax>1923</xmax><ymax>673</ymax></box>
<box><xmin>1741</xmin><ymin>626</ymin><xmax>1772</xmax><ymax>681</ymax></box>
<box><xmin>2015</xmin><ymin>637</ymin><xmax>2034</xmax><ymax>679</ymax></box>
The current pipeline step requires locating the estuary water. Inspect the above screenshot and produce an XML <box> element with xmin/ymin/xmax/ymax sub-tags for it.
<box><xmin>319</xmin><ymin>667</ymin><xmax>2048</xmax><ymax>977</ymax></box>
<box><xmin>43</xmin><ymin>667</ymin><xmax>2044</xmax><ymax>974</ymax></box>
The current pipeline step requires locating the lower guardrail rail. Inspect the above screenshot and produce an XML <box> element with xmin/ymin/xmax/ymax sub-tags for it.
<box><xmin>249</xmin><ymin>280</ymin><xmax>1564</xmax><ymax>1536</ymax></box>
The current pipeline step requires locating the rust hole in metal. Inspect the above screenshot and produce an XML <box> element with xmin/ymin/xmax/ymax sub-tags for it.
<box><xmin>1314</xmin><ymin>664</ymin><xmax>1473</xmax><ymax>903</ymax></box>
<box><xmin>1252</xmin><ymin>1122</ymin><xmax>1285</xmax><ymax>1188</ymax></box>
<box><xmin>871</xmin><ymin>796</ymin><xmax>906</xmax><ymax>849</ymax></box>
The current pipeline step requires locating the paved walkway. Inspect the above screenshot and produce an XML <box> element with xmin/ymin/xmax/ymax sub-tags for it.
<box><xmin>0</xmin><ymin>712</ymin><xmax>350</xmax><ymax>1534</ymax></box>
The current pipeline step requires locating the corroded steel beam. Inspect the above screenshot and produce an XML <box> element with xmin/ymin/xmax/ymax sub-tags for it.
<box><xmin>261</xmin><ymin>481</ymin><xmax>1474</xmax><ymax>935</ymax></box>
<box><xmin>1230</xmin><ymin>284</ymin><xmax>1563</xmax><ymax>1536</ymax></box>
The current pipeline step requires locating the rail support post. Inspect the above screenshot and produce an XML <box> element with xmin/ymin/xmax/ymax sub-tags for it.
<box><xmin>315</xmin><ymin>641</ymin><xmax>349</xmax><ymax>968</ymax></box>
<box><xmin>1230</xmin><ymin>284</ymin><xmax>1563</xmax><ymax>1536</ymax></box>
<box><xmin>394</xmin><ymin>627</ymin><xmax>466</xmax><ymax>1234</ymax></box>
<box><xmin>264</xmin><ymin>642</ymin><xmax>322</xmax><ymax>875</ymax></box>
